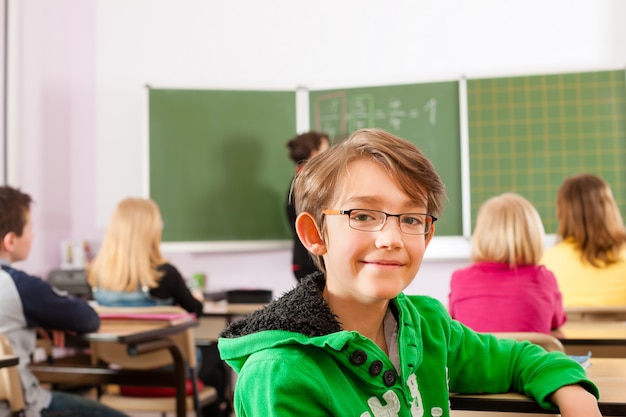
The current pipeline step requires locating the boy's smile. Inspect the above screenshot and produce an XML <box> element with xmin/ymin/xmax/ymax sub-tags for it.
<box><xmin>322</xmin><ymin>159</ymin><xmax>434</xmax><ymax>305</ymax></box>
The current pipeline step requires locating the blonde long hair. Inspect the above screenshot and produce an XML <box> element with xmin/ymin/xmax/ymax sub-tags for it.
<box><xmin>87</xmin><ymin>197</ymin><xmax>166</xmax><ymax>291</ymax></box>
<box><xmin>471</xmin><ymin>193</ymin><xmax>545</xmax><ymax>268</ymax></box>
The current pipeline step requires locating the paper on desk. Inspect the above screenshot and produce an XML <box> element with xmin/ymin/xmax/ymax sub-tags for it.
<box><xmin>99</xmin><ymin>312</ymin><xmax>195</xmax><ymax>323</ymax></box>
<box><xmin>568</xmin><ymin>351</ymin><xmax>592</xmax><ymax>369</ymax></box>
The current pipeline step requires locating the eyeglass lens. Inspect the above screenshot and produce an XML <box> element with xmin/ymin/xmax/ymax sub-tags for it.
<box><xmin>347</xmin><ymin>209</ymin><xmax>432</xmax><ymax>235</ymax></box>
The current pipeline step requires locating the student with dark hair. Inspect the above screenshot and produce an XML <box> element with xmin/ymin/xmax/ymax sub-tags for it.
<box><xmin>219</xmin><ymin>129</ymin><xmax>600</xmax><ymax>417</ymax></box>
<box><xmin>0</xmin><ymin>185</ymin><xmax>128</xmax><ymax>417</ymax></box>
<box><xmin>285</xmin><ymin>131</ymin><xmax>330</xmax><ymax>281</ymax></box>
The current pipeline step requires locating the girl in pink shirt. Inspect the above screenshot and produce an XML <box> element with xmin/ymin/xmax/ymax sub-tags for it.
<box><xmin>449</xmin><ymin>193</ymin><xmax>566</xmax><ymax>335</ymax></box>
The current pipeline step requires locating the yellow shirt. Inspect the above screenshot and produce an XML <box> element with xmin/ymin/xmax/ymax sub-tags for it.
<box><xmin>540</xmin><ymin>239</ymin><xmax>626</xmax><ymax>307</ymax></box>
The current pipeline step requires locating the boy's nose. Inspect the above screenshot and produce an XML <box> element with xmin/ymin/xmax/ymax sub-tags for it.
<box><xmin>375</xmin><ymin>217</ymin><xmax>404</xmax><ymax>249</ymax></box>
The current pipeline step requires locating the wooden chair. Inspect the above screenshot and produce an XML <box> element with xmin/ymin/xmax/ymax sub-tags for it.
<box><xmin>489</xmin><ymin>332</ymin><xmax>565</xmax><ymax>352</ymax></box>
<box><xmin>0</xmin><ymin>332</ymin><xmax>26</xmax><ymax>417</ymax></box>
<box><xmin>90</xmin><ymin>306</ymin><xmax>218</xmax><ymax>417</ymax></box>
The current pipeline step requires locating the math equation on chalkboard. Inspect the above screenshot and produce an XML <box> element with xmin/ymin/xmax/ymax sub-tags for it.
<box><xmin>311</xmin><ymin>90</ymin><xmax>437</xmax><ymax>139</ymax></box>
<box><xmin>308</xmin><ymin>81</ymin><xmax>463</xmax><ymax>236</ymax></box>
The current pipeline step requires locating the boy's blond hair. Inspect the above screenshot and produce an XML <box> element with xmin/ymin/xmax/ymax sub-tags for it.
<box><xmin>87</xmin><ymin>197</ymin><xmax>166</xmax><ymax>291</ymax></box>
<box><xmin>293</xmin><ymin>128</ymin><xmax>446</xmax><ymax>271</ymax></box>
<box><xmin>471</xmin><ymin>192</ymin><xmax>545</xmax><ymax>268</ymax></box>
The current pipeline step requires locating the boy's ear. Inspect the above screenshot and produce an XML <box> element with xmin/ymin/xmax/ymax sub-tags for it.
<box><xmin>1</xmin><ymin>232</ymin><xmax>15</xmax><ymax>252</ymax></box>
<box><xmin>295</xmin><ymin>213</ymin><xmax>327</xmax><ymax>255</ymax></box>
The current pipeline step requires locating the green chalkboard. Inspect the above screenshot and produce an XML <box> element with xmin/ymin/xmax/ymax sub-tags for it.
<box><xmin>468</xmin><ymin>69</ymin><xmax>626</xmax><ymax>233</ymax></box>
<box><xmin>309</xmin><ymin>82</ymin><xmax>462</xmax><ymax>236</ymax></box>
<box><xmin>149</xmin><ymin>89</ymin><xmax>297</xmax><ymax>242</ymax></box>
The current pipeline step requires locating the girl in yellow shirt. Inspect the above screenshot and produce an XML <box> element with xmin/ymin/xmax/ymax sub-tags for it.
<box><xmin>541</xmin><ymin>173</ymin><xmax>626</xmax><ymax>306</ymax></box>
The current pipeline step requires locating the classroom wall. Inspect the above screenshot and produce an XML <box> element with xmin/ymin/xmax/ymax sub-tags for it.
<box><xmin>8</xmin><ymin>0</ymin><xmax>626</xmax><ymax>304</ymax></box>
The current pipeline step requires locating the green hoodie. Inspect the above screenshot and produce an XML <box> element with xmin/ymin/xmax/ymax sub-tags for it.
<box><xmin>218</xmin><ymin>274</ymin><xmax>597</xmax><ymax>416</ymax></box>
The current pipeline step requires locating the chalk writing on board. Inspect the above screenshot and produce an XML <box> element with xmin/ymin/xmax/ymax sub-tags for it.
<box><xmin>313</xmin><ymin>91</ymin><xmax>436</xmax><ymax>138</ymax></box>
<box><xmin>423</xmin><ymin>98</ymin><xmax>437</xmax><ymax>125</ymax></box>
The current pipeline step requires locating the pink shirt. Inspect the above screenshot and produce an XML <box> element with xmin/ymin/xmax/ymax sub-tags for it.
<box><xmin>448</xmin><ymin>262</ymin><xmax>566</xmax><ymax>334</ymax></box>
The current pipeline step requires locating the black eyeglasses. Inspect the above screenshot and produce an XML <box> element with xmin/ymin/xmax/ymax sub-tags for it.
<box><xmin>322</xmin><ymin>208</ymin><xmax>437</xmax><ymax>235</ymax></box>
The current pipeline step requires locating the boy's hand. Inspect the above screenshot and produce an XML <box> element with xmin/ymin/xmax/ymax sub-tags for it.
<box><xmin>36</xmin><ymin>327</ymin><xmax>76</xmax><ymax>348</ymax></box>
<box><xmin>550</xmin><ymin>384</ymin><xmax>602</xmax><ymax>416</ymax></box>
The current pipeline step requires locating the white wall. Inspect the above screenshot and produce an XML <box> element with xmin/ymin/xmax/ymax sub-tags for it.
<box><xmin>9</xmin><ymin>0</ymin><xmax>626</xmax><ymax>303</ymax></box>
<box><xmin>8</xmin><ymin>0</ymin><xmax>97</xmax><ymax>277</ymax></box>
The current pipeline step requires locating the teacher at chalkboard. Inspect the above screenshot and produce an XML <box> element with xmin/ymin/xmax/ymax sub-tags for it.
<box><xmin>285</xmin><ymin>131</ymin><xmax>330</xmax><ymax>282</ymax></box>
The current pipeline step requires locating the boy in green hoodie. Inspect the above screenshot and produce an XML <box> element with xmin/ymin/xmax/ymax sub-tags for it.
<box><xmin>218</xmin><ymin>128</ymin><xmax>600</xmax><ymax>417</ymax></box>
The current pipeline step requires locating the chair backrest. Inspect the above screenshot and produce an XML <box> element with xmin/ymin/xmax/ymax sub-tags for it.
<box><xmin>0</xmin><ymin>332</ymin><xmax>26</xmax><ymax>414</ymax></box>
<box><xmin>90</xmin><ymin>306</ymin><xmax>197</xmax><ymax>370</ymax></box>
<box><xmin>490</xmin><ymin>332</ymin><xmax>565</xmax><ymax>352</ymax></box>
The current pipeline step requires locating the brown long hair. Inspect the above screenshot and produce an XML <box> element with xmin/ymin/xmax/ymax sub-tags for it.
<box><xmin>556</xmin><ymin>173</ymin><xmax>626</xmax><ymax>266</ymax></box>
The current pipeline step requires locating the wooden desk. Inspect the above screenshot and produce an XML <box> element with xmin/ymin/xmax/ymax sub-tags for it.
<box><xmin>450</xmin><ymin>358</ymin><xmax>626</xmax><ymax>415</ymax></box>
<box><xmin>197</xmin><ymin>302</ymin><xmax>265</xmax><ymax>342</ymax></box>
<box><xmin>203</xmin><ymin>301</ymin><xmax>265</xmax><ymax>321</ymax></box>
<box><xmin>0</xmin><ymin>354</ymin><xmax>18</xmax><ymax>368</ymax></box>
<box><xmin>89</xmin><ymin>318</ymin><xmax>196</xmax><ymax>344</ymax></box>
<box><xmin>31</xmin><ymin>318</ymin><xmax>197</xmax><ymax>417</ymax></box>
<box><xmin>559</xmin><ymin>320</ymin><xmax>626</xmax><ymax>357</ymax></box>
<box><xmin>566</xmin><ymin>305</ymin><xmax>626</xmax><ymax>321</ymax></box>
<box><xmin>560</xmin><ymin>320</ymin><xmax>626</xmax><ymax>341</ymax></box>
